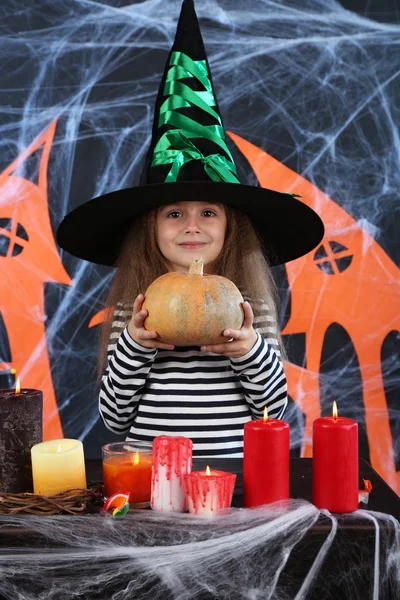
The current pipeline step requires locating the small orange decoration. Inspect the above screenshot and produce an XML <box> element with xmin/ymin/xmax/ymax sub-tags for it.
<box><xmin>143</xmin><ymin>258</ymin><xmax>244</xmax><ymax>346</ymax></box>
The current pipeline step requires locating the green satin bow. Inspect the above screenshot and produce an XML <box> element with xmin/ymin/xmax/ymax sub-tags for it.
<box><xmin>152</xmin><ymin>132</ymin><xmax>239</xmax><ymax>183</ymax></box>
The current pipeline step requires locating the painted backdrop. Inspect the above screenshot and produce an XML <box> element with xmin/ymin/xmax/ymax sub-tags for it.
<box><xmin>0</xmin><ymin>0</ymin><xmax>399</xmax><ymax>492</ymax></box>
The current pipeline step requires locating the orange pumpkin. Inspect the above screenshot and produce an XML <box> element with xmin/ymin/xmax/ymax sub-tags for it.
<box><xmin>143</xmin><ymin>258</ymin><xmax>244</xmax><ymax>346</ymax></box>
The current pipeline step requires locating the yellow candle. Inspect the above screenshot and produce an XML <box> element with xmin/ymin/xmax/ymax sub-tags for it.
<box><xmin>31</xmin><ymin>438</ymin><xmax>87</xmax><ymax>495</ymax></box>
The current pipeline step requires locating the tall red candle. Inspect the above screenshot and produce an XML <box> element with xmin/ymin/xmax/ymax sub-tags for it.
<box><xmin>312</xmin><ymin>402</ymin><xmax>358</xmax><ymax>513</ymax></box>
<box><xmin>243</xmin><ymin>411</ymin><xmax>290</xmax><ymax>507</ymax></box>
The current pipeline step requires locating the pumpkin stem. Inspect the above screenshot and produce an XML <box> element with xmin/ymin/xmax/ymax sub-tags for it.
<box><xmin>189</xmin><ymin>258</ymin><xmax>204</xmax><ymax>276</ymax></box>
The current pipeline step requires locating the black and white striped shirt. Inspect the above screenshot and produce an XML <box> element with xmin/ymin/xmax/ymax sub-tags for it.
<box><xmin>99</xmin><ymin>301</ymin><xmax>287</xmax><ymax>457</ymax></box>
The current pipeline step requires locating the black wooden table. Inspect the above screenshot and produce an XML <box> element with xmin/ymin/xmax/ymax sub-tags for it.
<box><xmin>0</xmin><ymin>458</ymin><xmax>399</xmax><ymax>600</ymax></box>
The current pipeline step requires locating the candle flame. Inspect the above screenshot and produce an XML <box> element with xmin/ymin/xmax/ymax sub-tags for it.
<box><xmin>15</xmin><ymin>377</ymin><xmax>21</xmax><ymax>394</ymax></box>
<box><xmin>206</xmin><ymin>465</ymin><xmax>211</xmax><ymax>476</ymax></box>
<box><xmin>332</xmin><ymin>401</ymin><xmax>338</xmax><ymax>421</ymax></box>
<box><xmin>263</xmin><ymin>406</ymin><xmax>268</xmax><ymax>423</ymax></box>
<box><xmin>56</xmin><ymin>444</ymin><xmax>62</xmax><ymax>452</ymax></box>
<box><xmin>133</xmin><ymin>450</ymin><xmax>139</xmax><ymax>466</ymax></box>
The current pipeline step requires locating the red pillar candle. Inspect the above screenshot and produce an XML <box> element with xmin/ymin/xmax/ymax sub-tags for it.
<box><xmin>184</xmin><ymin>466</ymin><xmax>236</xmax><ymax>517</ymax></box>
<box><xmin>243</xmin><ymin>409</ymin><xmax>290</xmax><ymax>507</ymax></box>
<box><xmin>312</xmin><ymin>402</ymin><xmax>358</xmax><ymax>513</ymax></box>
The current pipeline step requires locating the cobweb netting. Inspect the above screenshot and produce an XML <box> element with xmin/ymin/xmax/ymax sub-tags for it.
<box><xmin>0</xmin><ymin>0</ymin><xmax>398</xmax><ymax>465</ymax></box>
<box><xmin>0</xmin><ymin>501</ymin><xmax>399</xmax><ymax>599</ymax></box>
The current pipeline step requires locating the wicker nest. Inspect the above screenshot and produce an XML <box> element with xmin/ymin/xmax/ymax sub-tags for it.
<box><xmin>0</xmin><ymin>485</ymin><xmax>105</xmax><ymax>515</ymax></box>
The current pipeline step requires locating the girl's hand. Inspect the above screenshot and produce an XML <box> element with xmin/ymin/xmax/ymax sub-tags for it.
<box><xmin>200</xmin><ymin>301</ymin><xmax>258</xmax><ymax>358</ymax></box>
<box><xmin>127</xmin><ymin>294</ymin><xmax>175</xmax><ymax>351</ymax></box>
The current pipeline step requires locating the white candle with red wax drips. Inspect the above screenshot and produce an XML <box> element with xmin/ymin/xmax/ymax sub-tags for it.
<box><xmin>151</xmin><ymin>435</ymin><xmax>193</xmax><ymax>512</ymax></box>
<box><xmin>184</xmin><ymin>466</ymin><xmax>236</xmax><ymax>517</ymax></box>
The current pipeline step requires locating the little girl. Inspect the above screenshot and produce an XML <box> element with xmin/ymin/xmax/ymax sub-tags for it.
<box><xmin>56</xmin><ymin>0</ymin><xmax>324</xmax><ymax>456</ymax></box>
<box><xmin>97</xmin><ymin>200</ymin><xmax>288</xmax><ymax>456</ymax></box>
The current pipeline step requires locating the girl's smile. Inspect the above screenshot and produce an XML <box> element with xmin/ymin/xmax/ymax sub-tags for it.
<box><xmin>179</xmin><ymin>242</ymin><xmax>207</xmax><ymax>249</ymax></box>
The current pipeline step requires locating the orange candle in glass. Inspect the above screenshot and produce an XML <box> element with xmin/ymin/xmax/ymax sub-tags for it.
<box><xmin>102</xmin><ymin>441</ymin><xmax>152</xmax><ymax>508</ymax></box>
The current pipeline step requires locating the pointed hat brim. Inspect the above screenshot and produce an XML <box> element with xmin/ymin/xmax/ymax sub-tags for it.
<box><xmin>56</xmin><ymin>180</ymin><xmax>324</xmax><ymax>267</ymax></box>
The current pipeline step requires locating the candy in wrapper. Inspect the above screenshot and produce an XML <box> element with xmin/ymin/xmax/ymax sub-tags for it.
<box><xmin>358</xmin><ymin>479</ymin><xmax>372</xmax><ymax>505</ymax></box>
<box><xmin>102</xmin><ymin>491</ymin><xmax>130</xmax><ymax>518</ymax></box>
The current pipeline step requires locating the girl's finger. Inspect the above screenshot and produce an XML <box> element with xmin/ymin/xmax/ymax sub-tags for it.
<box><xmin>139</xmin><ymin>331</ymin><xmax>174</xmax><ymax>350</ymax></box>
<box><xmin>134</xmin><ymin>308</ymin><xmax>148</xmax><ymax>327</ymax></box>
<box><xmin>152</xmin><ymin>342</ymin><xmax>175</xmax><ymax>350</ymax></box>
<box><xmin>223</xmin><ymin>328</ymin><xmax>242</xmax><ymax>340</ymax></box>
<box><xmin>241</xmin><ymin>301</ymin><xmax>254</xmax><ymax>329</ymax></box>
<box><xmin>133</xmin><ymin>294</ymin><xmax>145</xmax><ymax>313</ymax></box>
<box><xmin>140</xmin><ymin>330</ymin><xmax>158</xmax><ymax>340</ymax></box>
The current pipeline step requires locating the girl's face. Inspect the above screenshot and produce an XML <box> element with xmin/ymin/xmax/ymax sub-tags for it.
<box><xmin>155</xmin><ymin>201</ymin><xmax>227</xmax><ymax>273</ymax></box>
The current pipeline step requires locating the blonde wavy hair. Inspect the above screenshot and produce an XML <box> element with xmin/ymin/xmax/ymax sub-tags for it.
<box><xmin>98</xmin><ymin>205</ymin><xmax>286</xmax><ymax>372</ymax></box>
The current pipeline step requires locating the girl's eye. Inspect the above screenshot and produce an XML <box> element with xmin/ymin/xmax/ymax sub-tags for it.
<box><xmin>165</xmin><ymin>208</ymin><xmax>218</xmax><ymax>218</ymax></box>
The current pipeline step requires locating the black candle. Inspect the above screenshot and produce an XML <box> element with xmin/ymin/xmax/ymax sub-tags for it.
<box><xmin>0</xmin><ymin>388</ymin><xmax>43</xmax><ymax>493</ymax></box>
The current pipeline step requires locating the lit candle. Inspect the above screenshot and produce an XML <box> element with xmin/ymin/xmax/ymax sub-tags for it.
<box><xmin>102</xmin><ymin>441</ymin><xmax>153</xmax><ymax>508</ymax></box>
<box><xmin>151</xmin><ymin>435</ymin><xmax>193</xmax><ymax>512</ymax></box>
<box><xmin>0</xmin><ymin>377</ymin><xmax>42</xmax><ymax>493</ymax></box>
<box><xmin>312</xmin><ymin>401</ymin><xmax>358</xmax><ymax>513</ymax></box>
<box><xmin>31</xmin><ymin>438</ymin><xmax>87</xmax><ymax>495</ymax></box>
<box><xmin>184</xmin><ymin>466</ymin><xmax>236</xmax><ymax>517</ymax></box>
<box><xmin>243</xmin><ymin>407</ymin><xmax>290</xmax><ymax>507</ymax></box>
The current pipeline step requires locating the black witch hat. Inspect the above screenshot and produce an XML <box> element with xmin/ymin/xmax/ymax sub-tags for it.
<box><xmin>57</xmin><ymin>0</ymin><xmax>324</xmax><ymax>266</ymax></box>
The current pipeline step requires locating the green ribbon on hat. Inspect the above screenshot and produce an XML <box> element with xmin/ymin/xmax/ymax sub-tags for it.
<box><xmin>151</xmin><ymin>51</ymin><xmax>239</xmax><ymax>184</ymax></box>
<box><xmin>152</xmin><ymin>132</ymin><xmax>239</xmax><ymax>183</ymax></box>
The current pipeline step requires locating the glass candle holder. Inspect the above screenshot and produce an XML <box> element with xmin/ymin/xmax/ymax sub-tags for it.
<box><xmin>102</xmin><ymin>441</ymin><xmax>153</xmax><ymax>508</ymax></box>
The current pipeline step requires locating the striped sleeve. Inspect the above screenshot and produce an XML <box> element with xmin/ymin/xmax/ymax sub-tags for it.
<box><xmin>99</xmin><ymin>325</ymin><xmax>157</xmax><ymax>435</ymax></box>
<box><xmin>107</xmin><ymin>304</ymin><xmax>133</xmax><ymax>358</ymax></box>
<box><xmin>242</xmin><ymin>294</ymin><xmax>282</xmax><ymax>356</ymax></box>
<box><xmin>230</xmin><ymin>333</ymin><xmax>288</xmax><ymax>419</ymax></box>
